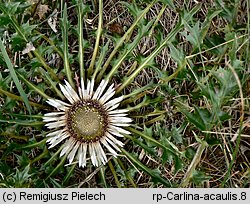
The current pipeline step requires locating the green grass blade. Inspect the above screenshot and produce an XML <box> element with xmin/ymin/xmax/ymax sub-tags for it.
<box><xmin>0</xmin><ymin>39</ymin><xmax>32</xmax><ymax>114</ymax></box>
<box><xmin>44</xmin><ymin>145</ymin><xmax>64</xmax><ymax>167</ymax></box>
<box><xmin>87</xmin><ymin>0</ymin><xmax>103</xmax><ymax>77</ymax></box>
<box><xmin>0</xmin><ymin>118</ymin><xmax>44</xmax><ymax>126</ymax></box>
<box><xmin>63</xmin><ymin>163</ymin><xmax>77</xmax><ymax>185</ymax></box>
<box><xmin>0</xmin><ymin>88</ymin><xmax>47</xmax><ymax>108</ymax></box>
<box><xmin>62</xmin><ymin>3</ymin><xmax>74</xmax><ymax>87</ymax></box>
<box><xmin>116</xmin><ymin>158</ymin><xmax>137</xmax><ymax>187</ymax></box>
<box><xmin>46</xmin><ymin>154</ymin><xmax>67</xmax><ymax>180</ymax></box>
<box><xmin>108</xmin><ymin>160</ymin><xmax>121</xmax><ymax>187</ymax></box>
<box><xmin>76</xmin><ymin>0</ymin><xmax>88</xmax><ymax>80</ymax></box>
<box><xmin>38</xmin><ymin>68</ymin><xmax>65</xmax><ymax>100</ymax></box>
<box><xmin>19</xmin><ymin>138</ymin><xmax>47</xmax><ymax>149</ymax></box>
<box><xmin>99</xmin><ymin>167</ymin><xmax>108</xmax><ymax>188</ymax></box>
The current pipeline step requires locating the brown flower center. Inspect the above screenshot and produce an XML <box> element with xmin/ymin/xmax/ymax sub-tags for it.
<box><xmin>67</xmin><ymin>100</ymin><xmax>108</xmax><ymax>143</ymax></box>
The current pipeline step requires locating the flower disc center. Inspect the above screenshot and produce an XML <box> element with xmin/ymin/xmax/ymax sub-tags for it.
<box><xmin>72</xmin><ymin>107</ymin><xmax>103</xmax><ymax>141</ymax></box>
<box><xmin>67</xmin><ymin>100</ymin><xmax>108</xmax><ymax>142</ymax></box>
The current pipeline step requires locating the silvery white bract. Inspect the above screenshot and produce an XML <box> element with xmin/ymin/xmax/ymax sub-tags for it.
<box><xmin>43</xmin><ymin>78</ymin><xmax>132</xmax><ymax>167</ymax></box>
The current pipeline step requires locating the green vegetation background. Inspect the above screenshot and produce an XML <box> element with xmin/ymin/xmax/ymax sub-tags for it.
<box><xmin>0</xmin><ymin>0</ymin><xmax>249</xmax><ymax>187</ymax></box>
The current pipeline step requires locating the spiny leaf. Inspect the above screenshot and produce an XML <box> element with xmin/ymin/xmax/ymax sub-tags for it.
<box><xmin>191</xmin><ymin>170</ymin><xmax>211</xmax><ymax>186</ymax></box>
<box><xmin>171</xmin><ymin>126</ymin><xmax>183</xmax><ymax>144</ymax></box>
<box><xmin>107</xmin><ymin>19</ymin><xmax>154</xmax><ymax>80</ymax></box>
<box><xmin>117</xmin><ymin>4</ymin><xmax>202</xmax><ymax>92</ymax></box>
<box><xmin>121</xmin><ymin>149</ymin><xmax>171</xmax><ymax>187</ymax></box>
<box><xmin>97</xmin><ymin>0</ymin><xmax>157</xmax><ymax>82</ymax></box>
<box><xmin>182</xmin><ymin>21</ymin><xmax>202</xmax><ymax>49</ymax></box>
<box><xmin>12</xmin><ymin>165</ymin><xmax>32</xmax><ymax>187</ymax></box>
<box><xmin>0</xmin><ymin>15</ymin><xmax>11</xmax><ymax>26</ymax></box>
<box><xmin>0</xmin><ymin>40</ymin><xmax>32</xmax><ymax>114</ymax></box>
<box><xmin>169</xmin><ymin>43</ymin><xmax>185</xmax><ymax>67</ymax></box>
<box><xmin>159</xmin><ymin>0</ymin><xmax>176</xmax><ymax>10</ymax></box>
<box><xmin>125</xmin><ymin>134</ymin><xmax>157</xmax><ymax>156</ymax></box>
<box><xmin>121</xmin><ymin>1</ymin><xmax>143</xmax><ymax>17</ymax></box>
<box><xmin>176</xmin><ymin>103</ymin><xmax>206</xmax><ymax>131</ymax></box>
<box><xmin>200</xmin><ymin>9</ymin><xmax>222</xmax><ymax>41</ymax></box>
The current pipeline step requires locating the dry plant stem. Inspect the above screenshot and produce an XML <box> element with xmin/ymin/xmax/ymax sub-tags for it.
<box><xmin>185</xmin><ymin>34</ymin><xmax>247</xmax><ymax>60</ymax></box>
<box><xmin>226</xmin><ymin>62</ymin><xmax>244</xmax><ymax>130</ymax></box>
<box><xmin>247</xmin><ymin>0</ymin><xmax>250</xmax><ymax>72</ymax></box>
<box><xmin>180</xmin><ymin>140</ymin><xmax>208</xmax><ymax>187</ymax></box>
<box><xmin>78</xmin><ymin>165</ymin><xmax>103</xmax><ymax>187</ymax></box>
<box><xmin>220</xmin><ymin>61</ymin><xmax>245</xmax><ymax>187</ymax></box>
<box><xmin>202</xmin><ymin>131</ymin><xmax>250</xmax><ymax>138</ymax></box>
<box><xmin>88</xmin><ymin>0</ymin><xmax>103</xmax><ymax>77</ymax></box>
<box><xmin>163</xmin><ymin>35</ymin><xmax>248</xmax><ymax>84</ymax></box>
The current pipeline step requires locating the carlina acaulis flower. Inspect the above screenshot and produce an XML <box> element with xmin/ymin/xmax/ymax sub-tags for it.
<box><xmin>43</xmin><ymin>78</ymin><xmax>132</xmax><ymax>167</ymax></box>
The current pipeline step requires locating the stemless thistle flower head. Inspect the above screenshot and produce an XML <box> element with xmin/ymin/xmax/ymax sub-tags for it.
<box><xmin>43</xmin><ymin>78</ymin><xmax>132</xmax><ymax>167</ymax></box>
